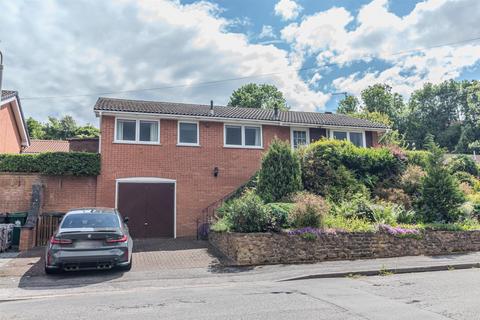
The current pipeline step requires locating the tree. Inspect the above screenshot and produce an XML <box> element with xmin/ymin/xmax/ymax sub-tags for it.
<box><xmin>361</xmin><ymin>84</ymin><xmax>404</xmax><ymax>123</ymax></box>
<box><xmin>404</xmin><ymin>81</ymin><xmax>464</xmax><ymax>151</ymax></box>
<box><xmin>74</xmin><ymin>125</ymin><xmax>100</xmax><ymax>138</ymax></box>
<box><xmin>26</xmin><ymin>117</ymin><xmax>45</xmax><ymax>139</ymax></box>
<box><xmin>418</xmin><ymin>136</ymin><xmax>465</xmax><ymax>223</ymax></box>
<box><xmin>228</xmin><ymin>83</ymin><xmax>288</xmax><ymax>110</ymax></box>
<box><xmin>26</xmin><ymin>116</ymin><xmax>99</xmax><ymax>140</ymax></box>
<box><xmin>257</xmin><ymin>139</ymin><xmax>302</xmax><ymax>202</ymax></box>
<box><xmin>337</xmin><ymin>95</ymin><xmax>359</xmax><ymax>114</ymax></box>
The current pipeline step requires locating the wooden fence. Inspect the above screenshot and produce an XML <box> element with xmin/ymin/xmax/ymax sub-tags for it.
<box><xmin>35</xmin><ymin>213</ymin><xmax>64</xmax><ymax>246</ymax></box>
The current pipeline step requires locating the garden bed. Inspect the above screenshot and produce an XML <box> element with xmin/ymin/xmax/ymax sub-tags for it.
<box><xmin>209</xmin><ymin>229</ymin><xmax>480</xmax><ymax>266</ymax></box>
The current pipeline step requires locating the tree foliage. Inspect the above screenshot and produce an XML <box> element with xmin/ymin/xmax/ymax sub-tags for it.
<box><xmin>27</xmin><ymin>116</ymin><xmax>99</xmax><ymax>140</ymax></box>
<box><xmin>337</xmin><ymin>80</ymin><xmax>480</xmax><ymax>152</ymax></box>
<box><xmin>228</xmin><ymin>83</ymin><xmax>288</xmax><ymax>110</ymax></box>
<box><xmin>337</xmin><ymin>95</ymin><xmax>359</xmax><ymax>114</ymax></box>
<box><xmin>257</xmin><ymin>139</ymin><xmax>302</xmax><ymax>202</ymax></box>
<box><xmin>418</xmin><ymin>136</ymin><xmax>465</xmax><ymax>223</ymax></box>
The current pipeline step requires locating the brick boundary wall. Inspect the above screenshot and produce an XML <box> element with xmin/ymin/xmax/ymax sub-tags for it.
<box><xmin>209</xmin><ymin>231</ymin><xmax>480</xmax><ymax>266</ymax></box>
<box><xmin>0</xmin><ymin>173</ymin><xmax>97</xmax><ymax>214</ymax></box>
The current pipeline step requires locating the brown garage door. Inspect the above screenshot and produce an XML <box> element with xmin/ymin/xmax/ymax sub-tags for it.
<box><xmin>117</xmin><ymin>182</ymin><xmax>175</xmax><ymax>238</ymax></box>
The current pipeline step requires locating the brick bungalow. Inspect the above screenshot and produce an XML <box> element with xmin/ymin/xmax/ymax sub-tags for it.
<box><xmin>94</xmin><ymin>97</ymin><xmax>388</xmax><ymax>239</ymax></box>
<box><xmin>0</xmin><ymin>90</ymin><xmax>30</xmax><ymax>153</ymax></box>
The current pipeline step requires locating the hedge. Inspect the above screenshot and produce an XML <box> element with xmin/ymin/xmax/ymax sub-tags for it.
<box><xmin>0</xmin><ymin>152</ymin><xmax>100</xmax><ymax>176</ymax></box>
<box><xmin>302</xmin><ymin>139</ymin><xmax>403</xmax><ymax>184</ymax></box>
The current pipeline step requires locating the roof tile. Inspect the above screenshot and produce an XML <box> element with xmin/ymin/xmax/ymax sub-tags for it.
<box><xmin>94</xmin><ymin>97</ymin><xmax>388</xmax><ymax>129</ymax></box>
<box><xmin>22</xmin><ymin>140</ymin><xmax>70</xmax><ymax>154</ymax></box>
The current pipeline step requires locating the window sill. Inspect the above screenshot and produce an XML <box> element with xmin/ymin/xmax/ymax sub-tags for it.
<box><xmin>223</xmin><ymin>145</ymin><xmax>264</xmax><ymax>150</ymax></box>
<box><xmin>113</xmin><ymin>141</ymin><xmax>161</xmax><ymax>146</ymax></box>
<box><xmin>176</xmin><ymin>143</ymin><xmax>201</xmax><ymax>147</ymax></box>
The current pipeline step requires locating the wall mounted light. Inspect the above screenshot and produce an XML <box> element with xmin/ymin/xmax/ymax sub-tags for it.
<box><xmin>213</xmin><ymin>167</ymin><xmax>219</xmax><ymax>177</ymax></box>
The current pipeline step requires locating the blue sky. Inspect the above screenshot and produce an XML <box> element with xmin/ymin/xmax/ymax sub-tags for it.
<box><xmin>1</xmin><ymin>0</ymin><xmax>479</xmax><ymax>124</ymax></box>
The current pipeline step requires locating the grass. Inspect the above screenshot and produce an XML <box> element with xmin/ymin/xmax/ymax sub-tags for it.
<box><xmin>379</xmin><ymin>264</ymin><xmax>393</xmax><ymax>276</ymax></box>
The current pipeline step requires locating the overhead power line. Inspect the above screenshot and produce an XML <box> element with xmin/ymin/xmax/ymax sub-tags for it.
<box><xmin>21</xmin><ymin>34</ymin><xmax>480</xmax><ymax>101</ymax></box>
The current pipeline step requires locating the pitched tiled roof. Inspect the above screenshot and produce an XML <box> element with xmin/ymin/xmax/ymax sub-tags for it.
<box><xmin>22</xmin><ymin>140</ymin><xmax>70</xmax><ymax>154</ymax></box>
<box><xmin>1</xmin><ymin>90</ymin><xmax>17</xmax><ymax>101</ymax></box>
<box><xmin>94</xmin><ymin>97</ymin><xmax>388</xmax><ymax>129</ymax></box>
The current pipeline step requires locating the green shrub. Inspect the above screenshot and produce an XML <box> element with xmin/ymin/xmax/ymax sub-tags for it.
<box><xmin>399</xmin><ymin>165</ymin><xmax>426</xmax><ymax>195</ymax></box>
<box><xmin>0</xmin><ymin>152</ymin><xmax>100</xmax><ymax>176</ymax></box>
<box><xmin>257</xmin><ymin>139</ymin><xmax>302</xmax><ymax>203</ymax></box>
<box><xmin>373</xmin><ymin>187</ymin><xmax>413</xmax><ymax>209</ymax></box>
<box><xmin>453</xmin><ymin>171</ymin><xmax>478</xmax><ymax>188</ymax></box>
<box><xmin>265</xmin><ymin>203</ymin><xmax>294</xmax><ymax>229</ymax></box>
<box><xmin>330</xmin><ymin>193</ymin><xmax>376</xmax><ymax>222</ymax></box>
<box><xmin>301</xmin><ymin>140</ymin><xmax>402</xmax><ymax>199</ymax></box>
<box><xmin>290</xmin><ymin>192</ymin><xmax>330</xmax><ymax>228</ymax></box>
<box><xmin>324</xmin><ymin>215</ymin><xmax>375</xmax><ymax>232</ymax></box>
<box><xmin>217</xmin><ymin>189</ymin><xmax>272</xmax><ymax>233</ymax></box>
<box><xmin>448</xmin><ymin>154</ymin><xmax>479</xmax><ymax>176</ymax></box>
<box><xmin>405</xmin><ymin>150</ymin><xmax>430</xmax><ymax>168</ymax></box>
<box><xmin>210</xmin><ymin>217</ymin><xmax>231</xmax><ymax>232</ymax></box>
<box><xmin>417</xmin><ymin>138</ymin><xmax>465</xmax><ymax>223</ymax></box>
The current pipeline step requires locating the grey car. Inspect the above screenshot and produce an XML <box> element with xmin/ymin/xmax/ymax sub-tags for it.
<box><xmin>45</xmin><ymin>208</ymin><xmax>133</xmax><ymax>274</ymax></box>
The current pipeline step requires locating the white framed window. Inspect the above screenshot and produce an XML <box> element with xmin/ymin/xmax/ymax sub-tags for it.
<box><xmin>114</xmin><ymin>118</ymin><xmax>160</xmax><ymax>144</ymax></box>
<box><xmin>177</xmin><ymin>121</ymin><xmax>199</xmax><ymax>146</ymax></box>
<box><xmin>224</xmin><ymin>124</ymin><xmax>262</xmax><ymax>148</ymax></box>
<box><xmin>330</xmin><ymin>130</ymin><xmax>365</xmax><ymax>147</ymax></box>
<box><xmin>291</xmin><ymin>128</ymin><xmax>310</xmax><ymax>149</ymax></box>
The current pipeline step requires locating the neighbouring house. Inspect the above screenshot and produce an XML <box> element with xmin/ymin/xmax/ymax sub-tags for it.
<box><xmin>22</xmin><ymin>137</ymin><xmax>99</xmax><ymax>154</ymax></box>
<box><xmin>68</xmin><ymin>137</ymin><xmax>99</xmax><ymax>153</ymax></box>
<box><xmin>22</xmin><ymin>140</ymin><xmax>70</xmax><ymax>154</ymax></box>
<box><xmin>94</xmin><ymin>97</ymin><xmax>388</xmax><ymax>239</ymax></box>
<box><xmin>0</xmin><ymin>90</ymin><xmax>30</xmax><ymax>153</ymax></box>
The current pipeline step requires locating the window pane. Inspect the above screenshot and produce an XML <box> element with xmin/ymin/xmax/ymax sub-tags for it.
<box><xmin>333</xmin><ymin>131</ymin><xmax>347</xmax><ymax>140</ymax></box>
<box><xmin>139</xmin><ymin>121</ymin><xmax>159</xmax><ymax>142</ymax></box>
<box><xmin>293</xmin><ymin>130</ymin><xmax>307</xmax><ymax>148</ymax></box>
<box><xmin>350</xmin><ymin>132</ymin><xmax>363</xmax><ymax>147</ymax></box>
<box><xmin>245</xmin><ymin>126</ymin><xmax>261</xmax><ymax>146</ymax></box>
<box><xmin>117</xmin><ymin>120</ymin><xmax>136</xmax><ymax>141</ymax></box>
<box><xmin>225</xmin><ymin>126</ymin><xmax>242</xmax><ymax>145</ymax></box>
<box><xmin>61</xmin><ymin>214</ymin><xmax>119</xmax><ymax>229</ymax></box>
<box><xmin>179</xmin><ymin>122</ymin><xmax>198</xmax><ymax>144</ymax></box>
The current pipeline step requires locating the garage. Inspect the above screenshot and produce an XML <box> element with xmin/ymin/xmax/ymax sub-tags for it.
<box><xmin>116</xmin><ymin>178</ymin><xmax>176</xmax><ymax>238</ymax></box>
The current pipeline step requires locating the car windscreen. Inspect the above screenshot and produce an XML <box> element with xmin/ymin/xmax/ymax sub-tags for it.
<box><xmin>60</xmin><ymin>213</ymin><xmax>120</xmax><ymax>229</ymax></box>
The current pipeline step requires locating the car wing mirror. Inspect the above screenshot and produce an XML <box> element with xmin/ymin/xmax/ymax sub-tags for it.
<box><xmin>123</xmin><ymin>216</ymin><xmax>129</xmax><ymax>224</ymax></box>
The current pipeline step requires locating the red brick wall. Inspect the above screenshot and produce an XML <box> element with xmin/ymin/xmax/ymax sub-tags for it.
<box><xmin>68</xmin><ymin>138</ymin><xmax>99</xmax><ymax>153</ymax></box>
<box><xmin>0</xmin><ymin>173</ymin><xmax>39</xmax><ymax>212</ymax></box>
<box><xmin>0</xmin><ymin>173</ymin><xmax>97</xmax><ymax>214</ymax></box>
<box><xmin>0</xmin><ymin>101</ymin><xmax>22</xmax><ymax>153</ymax></box>
<box><xmin>42</xmin><ymin>176</ymin><xmax>97</xmax><ymax>212</ymax></box>
<box><xmin>96</xmin><ymin>116</ymin><xmax>290</xmax><ymax>237</ymax></box>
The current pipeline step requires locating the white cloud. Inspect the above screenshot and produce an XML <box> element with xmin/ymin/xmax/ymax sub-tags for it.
<box><xmin>282</xmin><ymin>0</ymin><xmax>480</xmax><ymax>97</ymax></box>
<box><xmin>0</xmin><ymin>0</ymin><xmax>328</xmax><ymax>123</ymax></box>
<box><xmin>259</xmin><ymin>25</ymin><xmax>275</xmax><ymax>39</ymax></box>
<box><xmin>274</xmin><ymin>0</ymin><xmax>303</xmax><ymax>21</ymax></box>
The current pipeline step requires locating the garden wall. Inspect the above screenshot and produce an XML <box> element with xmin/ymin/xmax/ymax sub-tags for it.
<box><xmin>209</xmin><ymin>231</ymin><xmax>480</xmax><ymax>266</ymax></box>
<box><xmin>0</xmin><ymin>173</ymin><xmax>97</xmax><ymax>213</ymax></box>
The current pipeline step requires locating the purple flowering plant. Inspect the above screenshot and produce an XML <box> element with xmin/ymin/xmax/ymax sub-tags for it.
<box><xmin>379</xmin><ymin>224</ymin><xmax>422</xmax><ymax>239</ymax></box>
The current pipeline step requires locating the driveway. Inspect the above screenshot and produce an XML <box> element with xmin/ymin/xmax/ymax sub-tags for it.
<box><xmin>0</xmin><ymin>238</ymin><xmax>222</xmax><ymax>278</ymax></box>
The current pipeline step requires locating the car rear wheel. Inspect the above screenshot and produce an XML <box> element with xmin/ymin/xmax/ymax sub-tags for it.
<box><xmin>45</xmin><ymin>266</ymin><xmax>61</xmax><ymax>275</ymax></box>
<box><xmin>118</xmin><ymin>258</ymin><xmax>132</xmax><ymax>271</ymax></box>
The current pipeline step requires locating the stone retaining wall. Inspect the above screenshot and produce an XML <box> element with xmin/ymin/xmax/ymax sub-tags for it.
<box><xmin>209</xmin><ymin>231</ymin><xmax>480</xmax><ymax>266</ymax></box>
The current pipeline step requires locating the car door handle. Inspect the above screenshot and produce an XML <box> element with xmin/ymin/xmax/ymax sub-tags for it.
<box><xmin>144</xmin><ymin>222</ymin><xmax>148</xmax><ymax>226</ymax></box>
